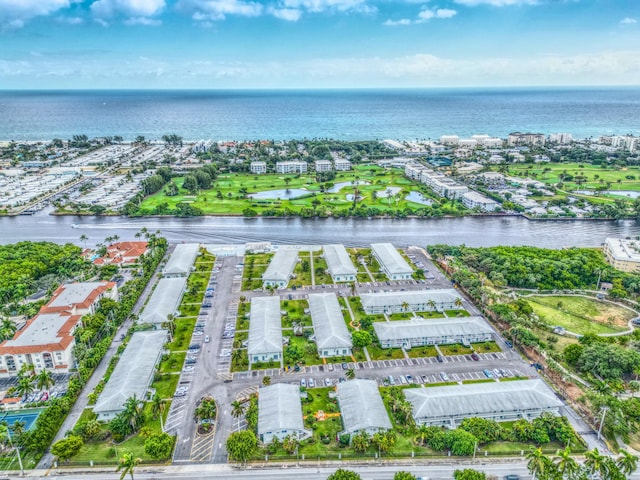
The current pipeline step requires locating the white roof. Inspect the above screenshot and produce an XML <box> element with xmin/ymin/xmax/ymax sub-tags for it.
<box><xmin>462</xmin><ymin>191</ymin><xmax>499</xmax><ymax>205</ymax></box>
<box><xmin>139</xmin><ymin>277</ymin><xmax>187</xmax><ymax>324</ymax></box>
<box><xmin>337</xmin><ymin>379</ymin><xmax>392</xmax><ymax>434</ymax></box>
<box><xmin>323</xmin><ymin>245</ymin><xmax>357</xmax><ymax>277</ymax></box>
<box><xmin>373</xmin><ymin>316</ymin><xmax>492</xmax><ymax>342</ymax></box>
<box><xmin>258</xmin><ymin>383</ymin><xmax>306</xmax><ymax>436</ymax></box>
<box><xmin>2</xmin><ymin>313</ymin><xmax>76</xmax><ymax>349</ymax></box>
<box><xmin>93</xmin><ymin>330</ymin><xmax>167</xmax><ymax>415</ymax></box>
<box><xmin>47</xmin><ymin>281</ymin><xmax>110</xmax><ymax>308</ymax></box>
<box><xmin>308</xmin><ymin>293</ymin><xmax>352</xmax><ymax>350</ymax></box>
<box><xmin>248</xmin><ymin>297</ymin><xmax>283</xmax><ymax>356</ymax></box>
<box><xmin>371</xmin><ymin>243</ymin><xmax>412</xmax><ymax>275</ymax></box>
<box><xmin>360</xmin><ymin>289</ymin><xmax>462</xmax><ymax>309</ymax></box>
<box><xmin>262</xmin><ymin>248</ymin><xmax>298</xmax><ymax>282</ymax></box>
<box><xmin>163</xmin><ymin>243</ymin><xmax>199</xmax><ymax>276</ymax></box>
<box><xmin>405</xmin><ymin>380</ymin><xmax>562</xmax><ymax>421</ymax></box>
<box><xmin>605</xmin><ymin>237</ymin><xmax>640</xmax><ymax>263</ymax></box>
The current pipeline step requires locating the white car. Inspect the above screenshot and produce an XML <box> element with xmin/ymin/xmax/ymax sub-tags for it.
<box><xmin>183</xmin><ymin>366</ymin><xmax>195</xmax><ymax>373</ymax></box>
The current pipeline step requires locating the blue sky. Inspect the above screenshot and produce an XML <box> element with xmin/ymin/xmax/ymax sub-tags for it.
<box><xmin>1</xmin><ymin>0</ymin><xmax>639</xmax><ymax>88</ymax></box>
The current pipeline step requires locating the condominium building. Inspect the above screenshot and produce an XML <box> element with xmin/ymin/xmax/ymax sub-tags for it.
<box><xmin>603</xmin><ymin>237</ymin><xmax>640</xmax><ymax>273</ymax></box>
<box><xmin>314</xmin><ymin>160</ymin><xmax>332</xmax><ymax>172</ymax></box>
<box><xmin>370</xmin><ymin>243</ymin><xmax>413</xmax><ymax>280</ymax></box>
<box><xmin>275</xmin><ymin>161</ymin><xmax>307</xmax><ymax>174</ymax></box>
<box><xmin>250</xmin><ymin>161</ymin><xmax>268</xmax><ymax>174</ymax></box>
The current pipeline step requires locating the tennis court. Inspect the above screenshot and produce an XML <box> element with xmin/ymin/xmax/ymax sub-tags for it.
<box><xmin>0</xmin><ymin>408</ymin><xmax>44</xmax><ymax>431</ymax></box>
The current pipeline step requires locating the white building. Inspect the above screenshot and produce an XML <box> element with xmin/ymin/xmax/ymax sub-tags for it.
<box><xmin>275</xmin><ymin>161</ymin><xmax>307</xmax><ymax>174</ymax></box>
<box><xmin>250</xmin><ymin>161</ymin><xmax>268</xmax><ymax>174</ymax></box>
<box><xmin>440</xmin><ymin>135</ymin><xmax>459</xmax><ymax>145</ymax></box>
<box><xmin>248</xmin><ymin>297</ymin><xmax>283</xmax><ymax>367</ymax></box>
<box><xmin>308</xmin><ymin>293</ymin><xmax>352</xmax><ymax>357</ymax></box>
<box><xmin>548</xmin><ymin>133</ymin><xmax>573</xmax><ymax>144</ymax></box>
<box><xmin>383</xmin><ymin>139</ymin><xmax>405</xmax><ymax>150</ymax></box>
<box><xmin>139</xmin><ymin>277</ymin><xmax>187</xmax><ymax>326</ymax></box>
<box><xmin>315</xmin><ymin>160</ymin><xmax>332</xmax><ymax>172</ymax></box>
<box><xmin>405</xmin><ymin>380</ymin><xmax>562</xmax><ymax>428</ymax></box>
<box><xmin>371</xmin><ymin>243</ymin><xmax>413</xmax><ymax>280</ymax></box>
<box><xmin>334</xmin><ymin>159</ymin><xmax>352</xmax><ymax>171</ymax></box>
<box><xmin>360</xmin><ymin>289</ymin><xmax>463</xmax><ymax>315</ymax></box>
<box><xmin>162</xmin><ymin>243</ymin><xmax>199</xmax><ymax>277</ymax></box>
<box><xmin>93</xmin><ymin>330</ymin><xmax>167</xmax><ymax>421</ymax></box>
<box><xmin>258</xmin><ymin>383</ymin><xmax>311</xmax><ymax>443</ymax></box>
<box><xmin>461</xmin><ymin>191</ymin><xmax>500</xmax><ymax>212</ymax></box>
<box><xmin>603</xmin><ymin>237</ymin><xmax>640</xmax><ymax>273</ymax></box>
<box><xmin>337</xmin><ymin>379</ymin><xmax>392</xmax><ymax>437</ymax></box>
<box><xmin>373</xmin><ymin>316</ymin><xmax>493</xmax><ymax>349</ymax></box>
<box><xmin>508</xmin><ymin>132</ymin><xmax>546</xmax><ymax>146</ymax></box>
<box><xmin>262</xmin><ymin>247</ymin><xmax>298</xmax><ymax>288</ymax></box>
<box><xmin>323</xmin><ymin>244</ymin><xmax>357</xmax><ymax>282</ymax></box>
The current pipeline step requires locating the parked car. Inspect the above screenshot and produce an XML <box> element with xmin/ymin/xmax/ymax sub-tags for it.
<box><xmin>300</xmin><ymin>379</ymin><xmax>307</xmax><ymax>388</ymax></box>
<box><xmin>205</xmin><ymin>335</ymin><xmax>210</xmax><ymax>343</ymax></box>
<box><xmin>308</xmin><ymin>378</ymin><xmax>315</xmax><ymax>388</ymax></box>
<box><xmin>483</xmin><ymin>369</ymin><xmax>494</xmax><ymax>378</ymax></box>
<box><xmin>439</xmin><ymin>372</ymin><xmax>449</xmax><ymax>381</ymax></box>
<box><xmin>341</xmin><ymin>362</ymin><xmax>349</xmax><ymax>370</ymax></box>
<box><xmin>471</xmin><ymin>353</ymin><xmax>480</xmax><ymax>361</ymax></box>
<box><xmin>405</xmin><ymin>375</ymin><xmax>414</xmax><ymax>384</ymax></box>
<box><xmin>388</xmin><ymin>375</ymin><xmax>396</xmax><ymax>385</ymax></box>
<box><xmin>436</xmin><ymin>355</ymin><xmax>444</xmax><ymax>363</ymax></box>
<box><xmin>325</xmin><ymin>378</ymin><xmax>332</xmax><ymax>386</ymax></box>
<box><xmin>327</xmin><ymin>363</ymin><xmax>334</xmax><ymax>371</ymax></box>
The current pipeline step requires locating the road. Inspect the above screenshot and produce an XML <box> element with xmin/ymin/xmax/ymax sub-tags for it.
<box><xmin>25</xmin><ymin>461</ymin><xmax>640</xmax><ymax>480</ymax></box>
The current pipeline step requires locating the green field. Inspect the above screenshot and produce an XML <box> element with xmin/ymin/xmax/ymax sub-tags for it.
<box><xmin>137</xmin><ymin>165</ymin><xmax>461</xmax><ymax>216</ymax></box>
<box><xmin>526</xmin><ymin>295</ymin><xmax>633</xmax><ymax>335</ymax></box>
<box><xmin>498</xmin><ymin>163</ymin><xmax>640</xmax><ymax>201</ymax></box>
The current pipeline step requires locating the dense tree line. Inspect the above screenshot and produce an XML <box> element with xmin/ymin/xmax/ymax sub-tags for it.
<box><xmin>0</xmin><ymin>242</ymin><xmax>89</xmax><ymax>305</ymax></box>
<box><xmin>428</xmin><ymin>245</ymin><xmax>640</xmax><ymax>297</ymax></box>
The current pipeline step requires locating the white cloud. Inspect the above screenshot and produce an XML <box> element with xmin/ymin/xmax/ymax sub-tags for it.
<box><xmin>385</xmin><ymin>7</ymin><xmax>456</xmax><ymax>25</ymax></box>
<box><xmin>269</xmin><ymin>7</ymin><xmax>303</xmax><ymax>21</ymax></box>
<box><xmin>383</xmin><ymin>18</ymin><xmax>412</xmax><ymax>26</ymax></box>
<box><xmin>281</xmin><ymin>0</ymin><xmax>369</xmax><ymax>13</ymax></box>
<box><xmin>59</xmin><ymin>16</ymin><xmax>84</xmax><ymax>24</ymax></box>
<box><xmin>0</xmin><ymin>0</ymin><xmax>72</xmax><ymax>27</ymax></box>
<box><xmin>125</xmin><ymin>16</ymin><xmax>162</xmax><ymax>25</ymax></box>
<box><xmin>179</xmin><ymin>0</ymin><xmax>264</xmax><ymax>21</ymax></box>
<box><xmin>90</xmin><ymin>0</ymin><xmax>165</xmax><ymax>19</ymax></box>
<box><xmin>453</xmin><ymin>0</ymin><xmax>537</xmax><ymax>6</ymax></box>
<box><xmin>620</xmin><ymin>17</ymin><xmax>637</xmax><ymax>25</ymax></box>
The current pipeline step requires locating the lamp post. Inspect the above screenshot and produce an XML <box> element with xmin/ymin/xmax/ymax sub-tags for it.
<box><xmin>597</xmin><ymin>406</ymin><xmax>609</xmax><ymax>441</ymax></box>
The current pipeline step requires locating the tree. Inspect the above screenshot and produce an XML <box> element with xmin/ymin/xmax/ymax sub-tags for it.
<box><xmin>351</xmin><ymin>432</ymin><xmax>369</xmax><ymax>453</ymax></box>
<box><xmin>262</xmin><ymin>376</ymin><xmax>271</xmax><ymax>387</ymax></box>
<box><xmin>346</xmin><ymin>368</ymin><xmax>356</xmax><ymax>380</ymax></box>
<box><xmin>453</xmin><ymin>469</ymin><xmax>486</xmax><ymax>480</ymax></box>
<box><xmin>553</xmin><ymin>447</ymin><xmax>579</xmax><ymax>480</ymax></box>
<box><xmin>393</xmin><ymin>472</ymin><xmax>417</xmax><ymax>480</ymax></box>
<box><xmin>351</xmin><ymin>330</ymin><xmax>372</xmax><ymax>348</ymax></box>
<box><xmin>617</xmin><ymin>449</ymin><xmax>639</xmax><ymax>476</ymax></box>
<box><xmin>51</xmin><ymin>435</ymin><xmax>83</xmax><ymax>462</ymax></box>
<box><xmin>327</xmin><ymin>469</ymin><xmax>362</xmax><ymax>480</ymax></box>
<box><xmin>117</xmin><ymin>451</ymin><xmax>142</xmax><ymax>480</ymax></box>
<box><xmin>0</xmin><ymin>318</ymin><xmax>16</xmax><ymax>342</ymax></box>
<box><xmin>182</xmin><ymin>175</ymin><xmax>199</xmax><ymax>194</ymax></box>
<box><xmin>144</xmin><ymin>432</ymin><xmax>174</xmax><ymax>460</ymax></box>
<box><xmin>34</xmin><ymin>369</ymin><xmax>55</xmax><ymax>394</ymax></box>
<box><xmin>282</xmin><ymin>434</ymin><xmax>299</xmax><ymax>454</ymax></box>
<box><xmin>195</xmin><ymin>396</ymin><xmax>217</xmax><ymax>423</ymax></box>
<box><xmin>231</xmin><ymin>400</ymin><xmax>245</xmax><ymax>419</ymax></box>
<box><xmin>226</xmin><ymin>430</ymin><xmax>258</xmax><ymax>463</ymax></box>
<box><xmin>526</xmin><ymin>446</ymin><xmax>552</xmax><ymax>480</ymax></box>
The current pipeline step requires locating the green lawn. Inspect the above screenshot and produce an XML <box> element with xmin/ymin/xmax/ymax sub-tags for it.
<box><xmin>282</xmin><ymin>299</ymin><xmax>311</xmax><ymax>327</ymax></box>
<box><xmin>159</xmin><ymin>352</ymin><xmax>186</xmax><ymax>374</ymax></box>
<box><xmin>369</xmin><ymin>344</ymin><xmax>407</xmax><ymax>360</ymax></box>
<box><xmin>284</xmin><ymin>335</ymin><xmax>321</xmax><ymax>366</ymax></box>
<box><xmin>406</xmin><ymin>345</ymin><xmax>438</xmax><ymax>358</ymax></box>
<box><xmin>313</xmin><ymin>252</ymin><xmax>333</xmax><ymax>285</ymax></box>
<box><xmin>472</xmin><ymin>341</ymin><xmax>502</xmax><ymax>353</ymax></box>
<box><xmin>166</xmin><ymin>318</ymin><xmax>196</xmax><ymax>351</ymax></box>
<box><xmin>241</xmin><ymin>254</ymin><xmax>272</xmax><ymax>290</ymax></box>
<box><xmin>439</xmin><ymin>344</ymin><xmax>473</xmax><ymax>355</ymax></box>
<box><xmin>526</xmin><ymin>295</ymin><xmax>631</xmax><ymax>335</ymax></box>
<box><xmin>445</xmin><ymin>309</ymin><xmax>470</xmax><ymax>317</ymax></box>
<box><xmin>137</xmin><ymin>166</ymin><xmax>451</xmax><ymax>217</ymax></box>
<box><xmin>152</xmin><ymin>373</ymin><xmax>180</xmax><ymax>400</ymax></box>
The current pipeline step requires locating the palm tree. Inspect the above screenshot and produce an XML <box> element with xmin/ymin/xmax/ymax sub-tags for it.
<box><xmin>79</xmin><ymin>234</ymin><xmax>88</xmax><ymax>248</ymax></box>
<box><xmin>151</xmin><ymin>393</ymin><xmax>165</xmax><ymax>431</ymax></box>
<box><xmin>349</xmin><ymin>282</ymin><xmax>357</xmax><ymax>297</ymax></box>
<box><xmin>262</xmin><ymin>376</ymin><xmax>271</xmax><ymax>387</ymax></box>
<box><xmin>585</xmin><ymin>448</ymin><xmax>607</xmax><ymax>479</ymax></box>
<box><xmin>34</xmin><ymin>369</ymin><xmax>55</xmax><ymax>395</ymax></box>
<box><xmin>346</xmin><ymin>368</ymin><xmax>356</xmax><ymax>380</ymax></box>
<box><xmin>15</xmin><ymin>377</ymin><xmax>35</xmax><ymax>399</ymax></box>
<box><xmin>123</xmin><ymin>395</ymin><xmax>143</xmax><ymax>433</ymax></box>
<box><xmin>427</xmin><ymin>300</ymin><xmax>436</xmax><ymax>311</ymax></box>
<box><xmin>616</xmin><ymin>450</ymin><xmax>639</xmax><ymax>476</ymax></box>
<box><xmin>415</xmin><ymin>424</ymin><xmax>430</xmax><ymax>446</ymax></box>
<box><xmin>0</xmin><ymin>318</ymin><xmax>16</xmax><ymax>341</ymax></box>
<box><xmin>117</xmin><ymin>452</ymin><xmax>141</xmax><ymax>480</ymax></box>
<box><xmin>454</xmin><ymin>297</ymin><xmax>463</xmax><ymax>309</ymax></box>
<box><xmin>231</xmin><ymin>400</ymin><xmax>245</xmax><ymax>419</ymax></box>
<box><xmin>401</xmin><ymin>301</ymin><xmax>410</xmax><ymax>312</ymax></box>
<box><xmin>526</xmin><ymin>446</ymin><xmax>551</xmax><ymax>480</ymax></box>
<box><xmin>195</xmin><ymin>396</ymin><xmax>216</xmax><ymax>423</ymax></box>
<box><xmin>553</xmin><ymin>447</ymin><xmax>579</xmax><ymax>479</ymax></box>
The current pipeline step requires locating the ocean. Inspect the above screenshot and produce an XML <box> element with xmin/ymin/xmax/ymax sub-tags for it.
<box><xmin>1</xmin><ymin>87</ymin><xmax>639</xmax><ymax>141</ymax></box>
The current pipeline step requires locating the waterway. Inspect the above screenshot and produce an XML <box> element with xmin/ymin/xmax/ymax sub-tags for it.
<box><xmin>1</xmin><ymin>211</ymin><xmax>638</xmax><ymax>249</ymax></box>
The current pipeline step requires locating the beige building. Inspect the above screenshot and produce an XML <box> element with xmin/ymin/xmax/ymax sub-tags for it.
<box><xmin>603</xmin><ymin>237</ymin><xmax>640</xmax><ymax>272</ymax></box>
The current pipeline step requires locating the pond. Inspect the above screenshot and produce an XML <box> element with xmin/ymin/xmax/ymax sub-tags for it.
<box><xmin>380</xmin><ymin>186</ymin><xmax>402</xmax><ymax>197</ymax></box>
<box><xmin>326</xmin><ymin>181</ymin><xmax>370</xmax><ymax>193</ymax></box>
<box><xmin>248</xmin><ymin>189</ymin><xmax>310</xmax><ymax>200</ymax></box>
<box><xmin>405</xmin><ymin>191</ymin><xmax>434</xmax><ymax>206</ymax></box>
<box><xmin>573</xmin><ymin>190</ymin><xmax>640</xmax><ymax>199</ymax></box>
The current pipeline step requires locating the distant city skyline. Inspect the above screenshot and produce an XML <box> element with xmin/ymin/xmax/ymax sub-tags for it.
<box><xmin>1</xmin><ymin>0</ymin><xmax>639</xmax><ymax>89</ymax></box>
